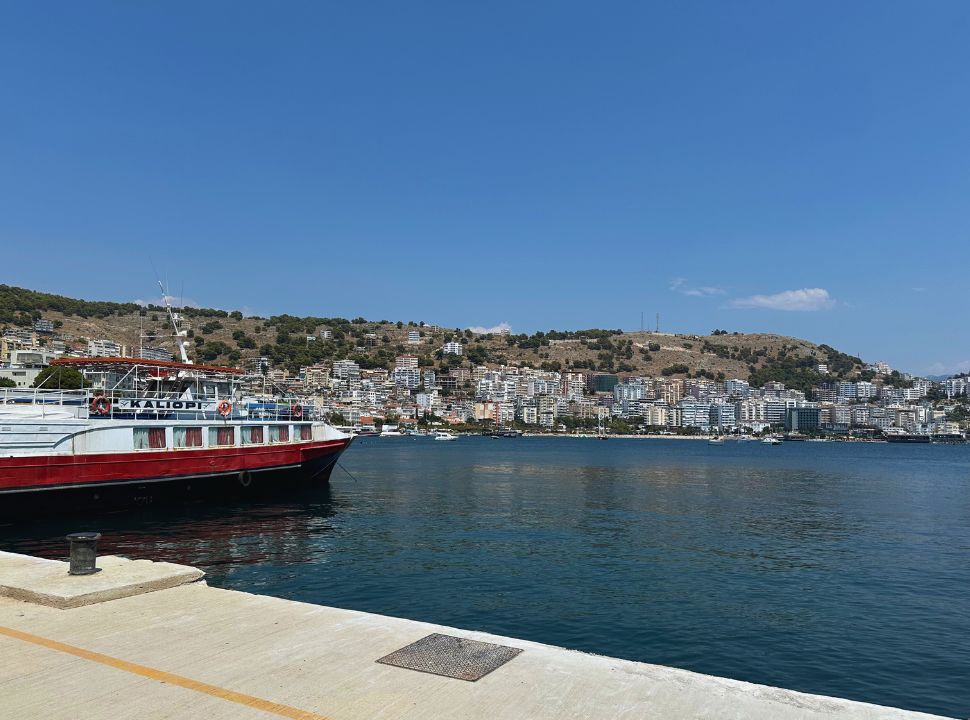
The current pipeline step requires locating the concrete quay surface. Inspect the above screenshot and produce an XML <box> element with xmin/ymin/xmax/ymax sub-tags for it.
<box><xmin>0</xmin><ymin>551</ymin><xmax>951</xmax><ymax>720</ymax></box>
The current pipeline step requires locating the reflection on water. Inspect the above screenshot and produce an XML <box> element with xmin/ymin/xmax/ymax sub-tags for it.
<box><xmin>2</xmin><ymin>485</ymin><xmax>347</xmax><ymax>584</ymax></box>
<box><xmin>2</xmin><ymin>437</ymin><xmax>968</xmax><ymax>717</ymax></box>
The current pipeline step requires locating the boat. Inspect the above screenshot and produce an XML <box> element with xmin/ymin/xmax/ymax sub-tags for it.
<box><xmin>482</xmin><ymin>427</ymin><xmax>522</xmax><ymax>439</ymax></box>
<box><xmin>0</xmin><ymin>296</ymin><xmax>351</xmax><ymax>512</ymax></box>
<box><xmin>433</xmin><ymin>431</ymin><xmax>458</xmax><ymax>441</ymax></box>
<box><xmin>761</xmin><ymin>436</ymin><xmax>782</xmax><ymax>445</ymax></box>
<box><xmin>930</xmin><ymin>432</ymin><xmax>967</xmax><ymax>444</ymax></box>
<box><xmin>379</xmin><ymin>425</ymin><xmax>403</xmax><ymax>437</ymax></box>
<box><xmin>708</xmin><ymin>436</ymin><xmax>724</xmax><ymax>445</ymax></box>
<box><xmin>883</xmin><ymin>431</ymin><xmax>931</xmax><ymax>444</ymax></box>
<box><xmin>596</xmin><ymin>413</ymin><xmax>608</xmax><ymax>440</ymax></box>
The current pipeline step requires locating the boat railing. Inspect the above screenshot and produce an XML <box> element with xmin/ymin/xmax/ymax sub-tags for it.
<box><xmin>0</xmin><ymin>387</ymin><xmax>90</xmax><ymax>407</ymax></box>
<box><xmin>0</xmin><ymin>386</ymin><xmax>320</xmax><ymax>422</ymax></box>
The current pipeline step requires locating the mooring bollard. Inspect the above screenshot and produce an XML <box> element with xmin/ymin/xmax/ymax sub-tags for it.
<box><xmin>66</xmin><ymin>532</ymin><xmax>101</xmax><ymax>575</ymax></box>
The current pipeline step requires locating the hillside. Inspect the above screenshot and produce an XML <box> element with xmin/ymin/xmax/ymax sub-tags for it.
<box><xmin>0</xmin><ymin>284</ymin><xmax>865</xmax><ymax>393</ymax></box>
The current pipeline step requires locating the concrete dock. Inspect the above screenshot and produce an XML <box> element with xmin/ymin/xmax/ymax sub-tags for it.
<box><xmin>0</xmin><ymin>550</ymin><xmax>951</xmax><ymax>719</ymax></box>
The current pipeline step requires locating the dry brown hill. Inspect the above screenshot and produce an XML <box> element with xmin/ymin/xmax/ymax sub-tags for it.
<box><xmin>1</xmin><ymin>284</ymin><xmax>864</xmax><ymax>393</ymax></box>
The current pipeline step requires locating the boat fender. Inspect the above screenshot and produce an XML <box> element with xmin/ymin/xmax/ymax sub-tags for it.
<box><xmin>217</xmin><ymin>400</ymin><xmax>232</xmax><ymax>417</ymax></box>
<box><xmin>90</xmin><ymin>395</ymin><xmax>111</xmax><ymax>416</ymax></box>
<box><xmin>238</xmin><ymin>470</ymin><xmax>252</xmax><ymax>488</ymax></box>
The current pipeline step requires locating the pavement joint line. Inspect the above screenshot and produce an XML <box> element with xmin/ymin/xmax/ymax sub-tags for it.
<box><xmin>0</xmin><ymin>625</ymin><xmax>333</xmax><ymax>720</ymax></box>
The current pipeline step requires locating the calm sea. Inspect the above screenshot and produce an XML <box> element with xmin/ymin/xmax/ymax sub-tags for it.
<box><xmin>2</xmin><ymin>437</ymin><xmax>968</xmax><ymax>717</ymax></box>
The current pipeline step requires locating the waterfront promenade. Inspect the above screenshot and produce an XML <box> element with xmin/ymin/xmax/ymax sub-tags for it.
<box><xmin>0</xmin><ymin>551</ymin><xmax>949</xmax><ymax>720</ymax></box>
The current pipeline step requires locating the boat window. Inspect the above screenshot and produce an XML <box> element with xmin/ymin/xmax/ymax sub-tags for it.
<box><xmin>133</xmin><ymin>427</ymin><xmax>167</xmax><ymax>450</ymax></box>
<box><xmin>208</xmin><ymin>426</ymin><xmax>235</xmax><ymax>447</ymax></box>
<box><xmin>174</xmin><ymin>427</ymin><xmax>203</xmax><ymax>448</ymax></box>
<box><xmin>297</xmin><ymin>424</ymin><xmax>312</xmax><ymax>441</ymax></box>
<box><xmin>242</xmin><ymin>426</ymin><xmax>264</xmax><ymax>444</ymax></box>
<box><xmin>269</xmin><ymin>425</ymin><xmax>289</xmax><ymax>443</ymax></box>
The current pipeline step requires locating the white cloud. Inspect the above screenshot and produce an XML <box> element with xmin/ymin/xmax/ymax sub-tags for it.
<box><xmin>669</xmin><ymin>278</ymin><xmax>726</xmax><ymax>297</ymax></box>
<box><xmin>730</xmin><ymin>288</ymin><xmax>835</xmax><ymax>312</ymax></box>
<box><xmin>468</xmin><ymin>322</ymin><xmax>512</xmax><ymax>335</ymax></box>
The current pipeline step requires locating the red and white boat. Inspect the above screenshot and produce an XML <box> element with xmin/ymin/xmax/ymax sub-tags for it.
<box><xmin>0</xmin><ymin>298</ymin><xmax>351</xmax><ymax>512</ymax></box>
<box><xmin>0</xmin><ymin>357</ymin><xmax>351</xmax><ymax>511</ymax></box>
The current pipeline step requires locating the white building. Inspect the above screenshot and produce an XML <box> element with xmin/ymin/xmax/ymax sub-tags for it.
<box><xmin>332</xmin><ymin>359</ymin><xmax>361</xmax><ymax>381</ymax></box>
<box><xmin>709</xmin><ymin>403</ymin><xmax>737</xmax><ymax>430</ymax></box>
<box><xmin>443</xmin><ymin>342</ymin><xmax>464</xmax><ymax>356</ymax></box>
<box><xmin>723</xmin><ymin>379</ymin><xmax>750</xmax><ymax>398</ymax></box>
<box><xmin>836</xmin><ymin>382</ymin><xmax>857</xmax><ymax>400</ymax></box>
<box><xmin>395</xmin><ymin>354</ymin><xmax>419</xmax><ymax>370</ymax></box>
<box><xmin>393</xmin><ymin>367</ymin><xmax>421</xmax><ymax>389</ymax></box>
<box><xmin>943</xmin><ymin>377</ymin><xmax>968</xmax><ymax>398</ymax></box>
<box><xmin>88</xmin><ymin>339</ymin><xmax>123</xmax><ymax>357</ymax></box>
<box><xmin>614</xmin><ymin>383</ymin><xmax>647</xmax><ymax>402</ymax></box>
<box><xmin>407</xmin><ymin>330</ymin><xmax>421</xmax><ymax>344</ymax></box>
<box><xmin>678</xmin><ymin>401</ymin><xmax>712</xmax><ymax>429</ymax></box>
<box><xmin>856</xmin><ymin>381</ymin><xmax>876</xmax><ymax>400</ymax></box>
<box><xmin>135</xmin><ymin>346</ymin><xmax>174</xmax><ymax>362</ymax></box>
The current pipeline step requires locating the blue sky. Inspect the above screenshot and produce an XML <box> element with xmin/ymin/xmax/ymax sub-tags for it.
<box><xmin>2</xmin><ymin>2</ymin><xmax>968</xmax><ymax>375</ymax></box>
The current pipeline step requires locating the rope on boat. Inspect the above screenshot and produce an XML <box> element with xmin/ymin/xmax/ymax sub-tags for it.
<box><xmin>337</xmin><ymin>462</ymin><xmax>361</xmax><ymax>483</ymax></box>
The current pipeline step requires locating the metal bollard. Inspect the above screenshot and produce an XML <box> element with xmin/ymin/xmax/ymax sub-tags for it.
<box><xmin>66</xmin><ymin>532</ymin><xmax>102</xmax><ymax>575</ymax></box>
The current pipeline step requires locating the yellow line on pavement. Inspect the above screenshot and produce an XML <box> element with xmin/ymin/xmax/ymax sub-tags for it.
<box><xmin>0</xmin><ymin>625</ymin><xmax>333</xmax><ymax>720</ymax></box>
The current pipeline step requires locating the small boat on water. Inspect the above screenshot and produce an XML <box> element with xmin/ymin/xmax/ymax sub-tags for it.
<box><xmin>761</xmin><ymin>436</ymin><xmax>782</xmax><ymax>445</ymax></box>
<box><xmin>380</xmin><ymin>425</ymin><xmax>403</xmax><ymax>437</ymax></box>
<box><xmin>433</xmin><ymin>431</ymin><xmax>458</xmax><ymax>441</ymax></box>
<box><xmin>708</xmin><ymin>437</ymin><xmax>724</xmax><ymax>445</ymax></box>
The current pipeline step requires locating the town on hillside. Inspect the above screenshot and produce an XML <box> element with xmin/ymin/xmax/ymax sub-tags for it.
<box><xmin>2</xmin><ymin>307</ymin><xmax>968</xmax><ymax>439</ymax></box>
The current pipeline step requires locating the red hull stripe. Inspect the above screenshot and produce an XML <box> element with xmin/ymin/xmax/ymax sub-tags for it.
<box><xmin>0</xmin><ymin>439</ymin><xmax>350</xmax><ymax>494</ymax></box>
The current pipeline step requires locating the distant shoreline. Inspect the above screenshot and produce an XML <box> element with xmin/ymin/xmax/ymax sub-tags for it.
<box><xmin>519</xmin><ymin>433</ymin><xmax>709</xmax><ymax>441</ymax></box>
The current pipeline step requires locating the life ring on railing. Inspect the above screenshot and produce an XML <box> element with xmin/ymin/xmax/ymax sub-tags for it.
<box><xmin>217</xmin><ymin>400</ymin><xmax>233</xmax><ymax>418</ymax></box>
<box><xmin>90</xmin><ymin>395</ymin><xmax>111</xmax><ymax>416</ymax></box>
<box><xmin>291</xmin><ymin>403</ymin><xmax>303</xmax><ymax>419</ymax></box>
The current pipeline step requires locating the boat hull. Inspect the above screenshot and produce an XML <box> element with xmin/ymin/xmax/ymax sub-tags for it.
<box><xmin>0</xmin><ymin>438</ymin><xmax>352</xmax><ymax>515</ymax></box>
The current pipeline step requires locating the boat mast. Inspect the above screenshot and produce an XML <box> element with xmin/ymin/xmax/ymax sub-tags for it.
<box><xmin>159</xmin><ymin>281</ymin><xmax>192</xmax><ymax>365</ymax></box>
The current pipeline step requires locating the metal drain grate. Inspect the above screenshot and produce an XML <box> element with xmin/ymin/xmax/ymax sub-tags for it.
<box><xmin>376</xmin><ymin>633</ymin><xmax>523</xmax><ymax>681</ymax></box>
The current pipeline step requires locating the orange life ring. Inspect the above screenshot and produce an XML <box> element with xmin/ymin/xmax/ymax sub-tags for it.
<box><xmin>291</xmin><ymin>403</ymin><xmax>303</xmax><ymax>419</ymax></box>
<box><xmin>90</xmin><ymin>395</ymin><xmax>111</xmax><ymax>416</ymax></box>
<box><xmin>217</xmin><ymin>400</ymin><xmax>233</xmax><ymax>417</ymax></box>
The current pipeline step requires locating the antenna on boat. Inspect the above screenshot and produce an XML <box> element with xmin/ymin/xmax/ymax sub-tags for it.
<box><xmin>159</xmin><ymin>280</ymin><xmax>192</xmax><ymax>364</ymax></box>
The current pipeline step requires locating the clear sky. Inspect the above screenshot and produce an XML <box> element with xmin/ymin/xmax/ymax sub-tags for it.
<box><xmin>2</xmin><ymin>2</ymin><xmax>968</xmax><ymax>375</ymax></box>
